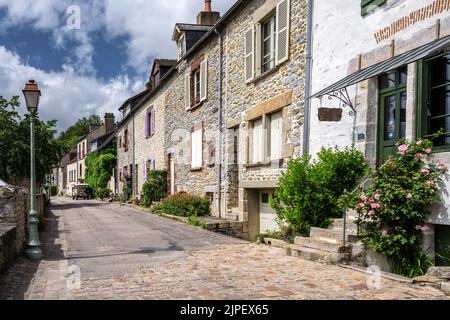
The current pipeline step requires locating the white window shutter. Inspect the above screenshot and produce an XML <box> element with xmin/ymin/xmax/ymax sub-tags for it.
<box><xmin>244</xmin><ymin>26</ymin><xmax>255</xmax><ymax>83</ymax></box>
<box><xmin>252</xmin><ymin>119</ymin><xmax>263</xmax><ymax>163</ymax></box>
<box><xmin>185</xmin><ymin>72</ymin><xmax>191</xmax><ymax>110</ymax></box>
<box><xmin>191</xmin><ymin>129</ymin><xmax>203</xmax><ymax>168</ymax></box>
<box><xmin>276</xmin><ymin>0</ymin><xmax>290</xmax><ymax>65</ymax></box>
<box><xmin>269</xmin><ymin>112</ymin><xmax>283</xmax><ymax>160</ymax></box>
<box><xmin>200</xmin><ymin>59</ymin><xmax>208</xmax><ymax>102</ymax></box>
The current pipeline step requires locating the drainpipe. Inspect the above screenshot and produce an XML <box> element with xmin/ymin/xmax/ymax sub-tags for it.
<box><xmin>215</xmin><ymin>28</ymin><xmax>223</xmax><ymax>218</ymax></box>
<box><xmin>132</xmin><ymin>112</ymin><xmax>136</xmax><ymax>196</ymax></box>
<box><xmin>302</xmin><ymin>0</ymin><xmax>314</xmax><ymax>156</ymax></box>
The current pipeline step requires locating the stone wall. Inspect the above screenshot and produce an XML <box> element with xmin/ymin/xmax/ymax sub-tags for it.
<box><xmin>205</xmin><ymin>221</ymin><xmax>249</xmax><ymax>240</ymax></box>
<box><xmin>0</xmin><ymin>184</ymin><xmax>28</xmax><ymax>273</ymax></box>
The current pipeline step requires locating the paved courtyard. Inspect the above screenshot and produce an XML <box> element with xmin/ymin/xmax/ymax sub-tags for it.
<box><xmin>0</xmin><ymin>197</ymin><xmax>447</xmax><ymax>300</ymax></box>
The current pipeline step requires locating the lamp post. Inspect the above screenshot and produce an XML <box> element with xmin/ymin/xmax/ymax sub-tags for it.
<box><xmin>23</xmin><ymin>80</ymin><xmax>42</xmax><ymax>260</ymax></box>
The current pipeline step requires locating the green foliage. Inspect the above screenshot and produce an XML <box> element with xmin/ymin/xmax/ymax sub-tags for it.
<box><xmin>49</xmin><ymin>186</ymin><xmax>58</xmax><ymax>196</ymax></box>
<box><xmin>187</xmin><ymin>215</ymin><xmax>207</xmax><ymax>228</ymax></box>
<box><xmin>270</xmin><ymin>147</ymin><xmax>369</xmax><ymax>235</ymax></box>
<box><xmin>256</xmin><ymin>231</ymin><xmax>284</xmax><ymax>242</ymax></box>
<box><xmin>57</xmin><ymin>114</ymin><xmax>101</xmax><ymax>151</ymax></box>
<box><xmin>142</xmin><ymin>169</ymin><xmax>168</xmax><ymax>207</ymax></box>
<box><xmin>0</xmin><ymin>96</ymin><xmax>63</xmax><ymax>185</ymax></box>
<box><xmin>151</xmin><ymin>194</ymin><xmax>211</xmax><ymax>217</ymax></box>
<box><xmin>356</xmin><ymin>137</ymin><xmax>447</xmax><ymax>277</ymax></box>
<box><xmin>122</xmin><ymin>180</ymin><xmax>132</xmax><ymax>202</ymax></box>
<box><xmin>84</xmin><ymin>145</ymin><xmax>116</xmax><ymax>199</ymax></box>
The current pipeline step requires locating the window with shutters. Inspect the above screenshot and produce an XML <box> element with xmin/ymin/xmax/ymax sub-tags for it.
<box><xmin>177</xmin><ymin>35</ymin><xmax>185</xmax><ymax>60</ymax></box>
<box><xmin>262</xmin><ymin>14</ymin><xmax>276</xmax><ymax>73</ymax></box>
<box><xmin>245</xmin><ymin>0</ymin><xmax>291</xmax><ymax>82</ymax></box>
<box><xmin>418</xmin><ymin>52</ymin><xmax>450</xmax><ymax>151</ymax></box>
<box><xmin>185</xmin><ymin>58</ymin><xmax>207</xmax><ymax>110</ymax></box>
<box><xmin>248</xmin><ymin>111</ymin><xmax>285</xmax><ymax>165</ymax></box>
<box><xmin>145</xmin><ymin>107</ymin><xmax>155</xmax><ymax>138</ymax></box>
<box><xmin>191</xmin><ymin>127</ymin><xmax>203</xmax><ymax>170</ymax></box>
<box><xmin>361</xmin><ymin>0</ymin><xmax>386</xmax><ymax>16</ymax></box>
<box><xmin>124</xmin><ymin>129</ymin><xmax>129</xmax><ymax>152</ymax></box>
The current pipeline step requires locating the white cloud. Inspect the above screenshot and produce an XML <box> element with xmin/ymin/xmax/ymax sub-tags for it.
<box><xmin>0</xmin><ymin>46</ymin><xmax>140</xmax><ymax>132</ymax></box>
<box><xmin>102</xmin><ymin>0</ymin><xmax>233</xmax><ymax>71</ymax></box>
<box><xmin>0</xmin><ymin>0</ymin><xmax>235</xmax><ymax>131</ymax></box>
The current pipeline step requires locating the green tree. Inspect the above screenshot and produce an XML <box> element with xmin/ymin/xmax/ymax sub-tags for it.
<box><xmin>84</xmin><ymin>142</ymin><xmax>116</xmax><ymax>199</ymax></box>
<box><xmin>57</xmin><ymin>114</ymin><xmax>101</xmax><ymax>151</ymax></box>
<box><xmin>0</xmin><ymin>96</ymin><xmax>63</xmax><ymax>185</ymax></box>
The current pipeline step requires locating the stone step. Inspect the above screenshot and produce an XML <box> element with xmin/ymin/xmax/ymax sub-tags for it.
<box><xmin>310</xmin><ymin>227</ymin><xmax>358</xmax><ymax>242</ymax></box>
<box><xmin>225</xmin><ymin>213</ymin><xmax>239</xmax><ymax>221</ymax></box>
<box><xmin>294</xmin><ymin>236</ymin><xmax>343</xmax><ymax>253</ymax></box>
<box><xmin>331</xmin><ymin>217</ymin><xmax>359</xmax><ymax>229</ymax></box>
<box><xmin>285</xmin><ymin>244</ymin><xmax>334</xmax><ymax>262</ymax></box>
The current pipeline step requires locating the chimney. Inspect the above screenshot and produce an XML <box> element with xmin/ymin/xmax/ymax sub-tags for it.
<box><xmin>104</xmin><ymin>113</ymin><xmax>115</xmax><ymax>134</ymax></box>
<box><xmin>197</xmin><ymin>0</ymin><xmax>220</xmax><ymax>26</ymax></box>
<box><xmin>205</xmin><ymin>0</ymin><xmax>211</xmax><ymax>12</ymax></box>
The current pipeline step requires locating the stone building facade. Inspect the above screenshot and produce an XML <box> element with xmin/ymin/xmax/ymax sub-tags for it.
<box><xmin>309</xmin><ymin>0</ymin><xmax>450</xmax><ymax>263</ymax></box>
<box><xmin>115</xmin><ymin>0</ymin><xmax>308</xmax><ymax>239</ymax></box>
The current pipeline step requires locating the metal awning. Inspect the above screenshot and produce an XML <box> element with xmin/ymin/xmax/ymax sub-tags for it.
<box><xmin>311</xmin><ymin>35</ymin><xmax>450</xmax><ymax>102</ymax></box>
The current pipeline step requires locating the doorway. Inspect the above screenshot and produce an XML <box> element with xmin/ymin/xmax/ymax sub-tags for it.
<box><xmin>377</xmin><ymin>67</ymin><xmax>407</xmax><ymax>164</ymax></box>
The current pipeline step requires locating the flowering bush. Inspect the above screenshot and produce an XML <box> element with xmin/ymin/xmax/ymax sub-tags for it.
<box><xmin>356</xmin><ymin>138</ymin><xmax>447</xmax><ymax>276</ymax></box>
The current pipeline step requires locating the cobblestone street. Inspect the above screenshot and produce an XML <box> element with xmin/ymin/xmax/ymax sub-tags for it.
<box><xmin>0</xmin><ymin>198</ymin><xmax>447</xmax><ymax>300</ymax></box>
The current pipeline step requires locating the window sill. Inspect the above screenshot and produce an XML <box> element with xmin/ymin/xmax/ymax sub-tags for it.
<box><xmin>245</xmin><ymin>159</ymin><xmax>283</xmax><ymax>168</ymax></box>
<box><xmin>187</xmin><ymin>100</ymin><xmax>204</xmax><ymax>111</ymax></box>
<box><xmin>190</xmin><ymin>166</ymin><xmax>203</xmax><ymax>171</ymax></box>
<box><xmin>248</xmin><ymin>65</ymin><xmax>281</xmax><ymax>85</ymax></box>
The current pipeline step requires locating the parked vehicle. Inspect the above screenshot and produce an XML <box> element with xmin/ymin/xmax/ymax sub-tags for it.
<box><xmin>72</xmin><ymin>184</ymin><xmax>92</xmax><ymax>200</ymax></box>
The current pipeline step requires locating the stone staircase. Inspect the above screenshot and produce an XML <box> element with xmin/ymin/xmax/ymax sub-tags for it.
<box><xmin>285</xmin><ymin>211</ymin><xmax>360</xmax><ymax>263</ymax></box>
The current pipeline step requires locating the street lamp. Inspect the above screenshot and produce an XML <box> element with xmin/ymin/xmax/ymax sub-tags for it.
<box><xmin>22</xmin><ymin>80</ymin><xmax>42</xmax><ymax>260</ymax></box>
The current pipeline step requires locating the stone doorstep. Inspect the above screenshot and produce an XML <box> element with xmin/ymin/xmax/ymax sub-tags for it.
<box><xmin>263</xmin><ymin>238</ymin><xmax>288</xmax><ymax>249</ymax></box>
<box><xmin>310</xmin><ymin>227</ymin><xmax>358</xmax><ymax>242</ymax></box>
<box><xmin>294</xmin><ymin>236</ymin><xmax>343</xmax><ymax>253</ymax></box>
<box><xmin>286</xmin><ymin>244</ymin><xmax>334</xmax><ymax>263</ymax></box>
<box><xmin>426</xmin><ymin>267</ymin><xmax>450</xmax><ymax>280</ymax></box>
<box><xmin>331</xmin><ymin>218</ymin><xmax>359</xmax><ymax>229</ymax></box>
<box><xmin>338</xmin><ymin>263</ymin><xmax>414</xmax><ymax>284</ymax></box>
<box><xmin>440</xmin><ymin>282</ymin><xmax>450</xmax><ymax>295</ymax></box>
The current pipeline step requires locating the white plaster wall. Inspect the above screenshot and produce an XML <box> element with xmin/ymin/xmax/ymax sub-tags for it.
<box><xmin>311</xmin><ymin>0</ymin><xmax>450</xmax><ymax>225</ymax></box>
<box><xmin>310</xmin><ymin>0</ymin><xmax>449</xmax><ymax>157</ymax></box>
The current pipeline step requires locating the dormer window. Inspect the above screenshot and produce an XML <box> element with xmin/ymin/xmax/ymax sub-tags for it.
<box><xmin>177</xmin><ymin>35</ymin><xmax>185</xmax><ymax>59</ymax></box>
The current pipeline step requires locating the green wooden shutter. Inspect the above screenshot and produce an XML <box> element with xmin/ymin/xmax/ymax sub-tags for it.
<box><xmin>361</xmin><ymin>0</ymin><xmax>386</xmax><ymax>16</ymax></box>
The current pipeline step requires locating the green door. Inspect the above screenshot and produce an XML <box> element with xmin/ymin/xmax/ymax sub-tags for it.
<box><xmin>377</xmin><ymin>67</ymin><xmax>407</xmax><ymax>164</ymax></box>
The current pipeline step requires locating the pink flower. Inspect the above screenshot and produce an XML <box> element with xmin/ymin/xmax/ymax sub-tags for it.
<box><xmin>437</xmin><ymin>162</ymin><xmax>448</xmax><ymax>171</ymax></box>
<box><xmin>421</xmin><ymin>168</ymin><xmax>430</xmax><ymax>175</ymax></box>
<box><xmin>415</xmin><ymin>153</ymin><xmax>424</xmax><ymax>158</ymax></box>
<box><xmin>368</xmin><ymin>211</ymin><xmax>376</xmax><ymax>216</ymax></box>
<box><xmin>416</xmin><ymin>140</ymin><xmax>423</xmax><ymax>146</ymax></box>
<box><xmin>370</xmin><ymin>203</ymin><xmax>381</xmax><ymax>210</ymax></box>
<box><xmin>357</xmin><ymin>203</ymin><xmax>365</xmax><ymax>208</ymax></box>
<box><xmin>360</xmin><ymin>194</ymin><xmax>368</xmax><ymax>202</ymax></box>
<box><xmin>381</xmin><ymin>230</ymin><xmax>388</xmax><ymax>236</ymax></box>
<box><xmin>416</xmin><ymin>225</ymin><xmax>430</xmax><ymax>232</ymax></box>
<box><xmin>424</xmin><ymin>148</ymin><xmax>432</xmax><ymax>154</ymax></box>
<box><xmin>398</xmin><ymin>144</ymin><xmax>408</xmax><ymax>155</ymax></box>
<box><xmin>374</xmin><ymin>193</ymin><xmax>381</xmax><ymax>200</ymax></box>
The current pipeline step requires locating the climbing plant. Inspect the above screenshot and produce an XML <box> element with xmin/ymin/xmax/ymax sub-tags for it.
<box><xmin>356</xmin><ymin>137</ymin><xmax>447</xmax><ymax>277</ymax></box>
<box><xmin>84</xmin><ymin>144</ymin><xmax>116</xmax><ymax>199</ymax></box>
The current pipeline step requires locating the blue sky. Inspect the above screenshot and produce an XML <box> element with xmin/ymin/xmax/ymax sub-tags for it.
<box><xmin>0</xmin><ymin>0</ymin><xmax>233</xmax><ymax>132</ymax></box>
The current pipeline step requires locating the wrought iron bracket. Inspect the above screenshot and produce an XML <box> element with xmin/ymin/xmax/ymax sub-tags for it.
<box><xmin>318</xmin><ymin>87</ymin><xmax>357</xmax><ymax>117</ymax></box>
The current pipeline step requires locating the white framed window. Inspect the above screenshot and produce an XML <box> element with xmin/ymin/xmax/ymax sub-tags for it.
<box><xmin>191</xmin><ymin>128</ymin><xmax>203</xmax><ymax>169</ymax></box>
<box><xmin>177</xmin><ymin>35</ymin><xmax>185</xmax><ymax>60</ymax></box>
<box><xmin>251</xmin><ymin>118</ymin><xmax>264</xmax><ymax>164</ymax></box>
<box><xmin>249</xmin><ymin>110</ymin><xmax>284</xmax><ymax>164</ymax></box>
<box><xmin>245</xmin><ymin>0</ymin><xmax>291</xmax><ymax>81</ymax></box>
<box><xmin>194</xmin><ymin>69</ymin><xmax>201</xmax><ymax>104</ymax></box>
<box><xmin>268</xmin><ymin>111</ymin><xmax>283</xmax><ymax>160</ymax></box>
<box><xmin>262</xmin><ymin>15</ymin><xmax>276</xmax><ymax>73</ymax></box>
